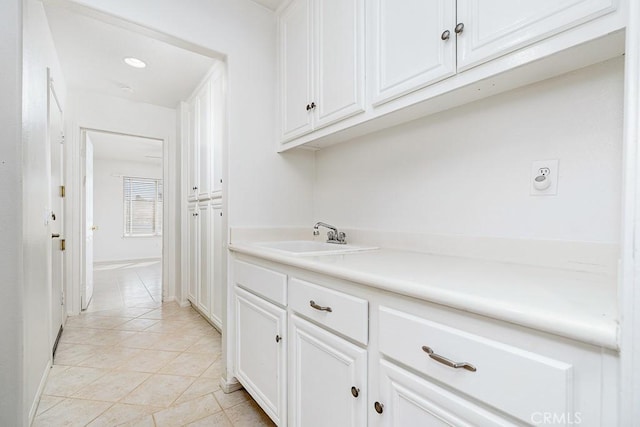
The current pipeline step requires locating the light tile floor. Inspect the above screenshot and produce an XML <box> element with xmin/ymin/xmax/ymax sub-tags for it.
<box><xmin>34</xmin><ymin>261</ymin><xmax>274</xmax><ymax>427</ymax></box>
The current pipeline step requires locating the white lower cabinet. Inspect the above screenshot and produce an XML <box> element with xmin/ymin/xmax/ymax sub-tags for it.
<box><xmin>373</xmin><ymin>359</ymin><xmax>513</xmax><ymax>427</ymax></box>
<box><xmin>235</xmin><ymin>286</ymin><xmax>287</xmax><ymax>426</ymax></box>
<box><xmin>289</xmin><ymin>314</ymin><xmax>367</xmax><ymax>427</ymax></box>
<box><xmin>187</xmin><ymin>201</ymin><xmax>224</xmax><ymax>329</ymax></box>
<box><xmin>231</xmin><ymin>258</ymin><xmax>614</xmax><ymax>426</ymax></box>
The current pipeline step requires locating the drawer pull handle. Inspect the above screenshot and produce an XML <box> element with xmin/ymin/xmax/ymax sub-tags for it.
<box><xmin>422</xmin><ymin>346</ymin><xmax>477</xmax><ymax>372</ymax></box>
<box><xmin>309</xmin><ymin>300</ymin><xmax>332</xmax><ymax>312</ymax></box>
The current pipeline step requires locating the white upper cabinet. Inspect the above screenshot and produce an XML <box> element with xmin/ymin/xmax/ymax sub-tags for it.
<box><xmin>313</xmin><ymin>0</ymin><xmax>365</xmax><ymax>128</ymax></box>
<box><xmin>280</xmin><ymin>0</ymin><xmax>313</xmax><ymax>141</ymax></box>
<box><xmin>455</xmin><ymin>0</ymin><xmax>618</xmax><ymax>70</ymax></box>
<box><xmin>278</xmin><ymin>0</ymin><xmax>365</xmax><ymax>142</ymax></box>
<box><xmin>185</xmin><ymin>63</ymin><xmax>224</xmax><ymax>201</ymax></box>
<box><xmin>370</xmin><ymin>0</ymin><xmax>456</xmax><ymax>105</ymax></box>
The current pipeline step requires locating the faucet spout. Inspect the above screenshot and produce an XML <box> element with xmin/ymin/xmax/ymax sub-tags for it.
<box><xmin>312</xmin><ymin>222</ymin><xmax>346</xmax><ymax>244</ymax></box>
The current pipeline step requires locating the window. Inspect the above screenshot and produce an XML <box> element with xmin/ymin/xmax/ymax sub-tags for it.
<box><xmin>123</xmin><ymin>177</ymin><xmax>163</xmax><ymax>237</ymax></box>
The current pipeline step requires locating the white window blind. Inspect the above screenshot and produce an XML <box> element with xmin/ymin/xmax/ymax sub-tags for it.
<box><xmin>123</xmin><ymin>177</ymin><xmax>163</xmax><ymax>237</ymax></box>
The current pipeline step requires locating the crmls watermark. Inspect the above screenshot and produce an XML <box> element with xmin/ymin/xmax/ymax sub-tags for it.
<box><xmin>530</xmin><ymin>412</ymin><xmax>582</xmax><ymax>425</ymax></box>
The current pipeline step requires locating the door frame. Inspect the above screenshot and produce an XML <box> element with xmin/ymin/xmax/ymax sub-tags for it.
<box><xmin>47</xmin><ymin>68</ymin><xmax>66</xmax><ymax>356</ymax></box>
<box><xmin>72</xmin><ymin>127</ymin><xmax>167</xmax><ymax>313</ymax></box>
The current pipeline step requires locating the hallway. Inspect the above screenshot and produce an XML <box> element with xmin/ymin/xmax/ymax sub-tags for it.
<box><xmin>34</xmin><ymin>262</ymin><xmax>274</xmax><ymax>426</ymax></box>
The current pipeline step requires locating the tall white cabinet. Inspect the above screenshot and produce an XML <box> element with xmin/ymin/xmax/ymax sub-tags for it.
<box><xmin>183</xmin><ymin>62</ymin><xmax>226</xmax><ymax>330</ymax></box>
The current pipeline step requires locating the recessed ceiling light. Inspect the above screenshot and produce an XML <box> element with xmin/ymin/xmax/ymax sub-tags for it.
<box><xmin>124</xmin><ymin>57</ymin><xmax>146</xmax><ymax>68</ymax></box>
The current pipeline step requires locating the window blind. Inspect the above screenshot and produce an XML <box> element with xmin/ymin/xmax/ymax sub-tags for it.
<box><xmin>123</xmin><ymin>177</ymin><xmax>163</xmax><ymax>236</ymax></box>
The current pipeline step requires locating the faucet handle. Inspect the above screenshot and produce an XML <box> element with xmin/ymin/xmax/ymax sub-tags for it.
<box><xmin>337</xmin><ymin>231</ymin><xmax>346</xmax><ymax>243</ymax></box>
<box><xmin>327</xmin><ymin>230</ymin><xmax>336</xmax><ymax>241</ymax></box>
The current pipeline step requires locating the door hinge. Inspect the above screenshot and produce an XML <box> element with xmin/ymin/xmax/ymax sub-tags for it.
<box><xmin>60</xmin><ymin>185</ymin><xmax>65</xmax><ymax>198</ymax></box>
<box><xmin>60</xmin><ymin>239</ymin><xmax>66</xmax><ymax>251</ymax></box>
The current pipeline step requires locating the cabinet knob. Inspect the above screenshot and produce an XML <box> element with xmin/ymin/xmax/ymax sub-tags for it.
<box><xmin>441</xmin><ymin>30</ymin><xmax>450</xmax><ymax>41</ymax></box>
<box><xmin>275</xmin><ymin>335</ymin><xmax>282</xmax><ymax>343</ymax></box>
<box><xmin>454</xmin><ymin>22</ymin><xmax>464</xmax><ymax>34</ymax></box>
<box><xmin>310</xmin><ymin>102</ymin><xmax>316</xmax><ymax>110</ymax></box>
<box><xmin>306</xmin><ymin>104</ymin><xmax>311</xmax><ymax>111</ymax></box>
<box><xmin>374</xmin><ymin>401</ymin><xmax>384</xmax><ymax>414</ymax></box>
<box><xmin>350</xmin><ymin>386</ymin><xmax>359</xmax><ymax>398</ymax></box>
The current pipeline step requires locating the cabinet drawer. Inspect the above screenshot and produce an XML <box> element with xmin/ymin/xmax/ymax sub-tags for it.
<box><xmin>378</xmin><ymin>306</ymin><xmax>573</xmax><ymax>423</ymax></box>
<box><xmin>289</xmin><ymin>278</ymin><xmax>368</xmax><ymax>345</ymax></box>
<box><xmin>234</xmin><ymin>260</ymin><xmax>287</xmax><ymax>306</ymax></box>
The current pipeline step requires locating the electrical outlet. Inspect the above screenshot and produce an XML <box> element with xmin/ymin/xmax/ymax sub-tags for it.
<box><xmin>530</xmin><ymin>160</ymin><xmax>559</xmax><ymax>196</ymax></box>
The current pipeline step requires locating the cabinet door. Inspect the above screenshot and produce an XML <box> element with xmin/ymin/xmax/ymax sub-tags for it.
<box><xmin>187</xmin><ymin>204</ymin><xmax>199</xmax><ymax>304</ymax></box>
<box><xmin>235</xmin><ymin>287</ymin><xmax>286</xmax><ymax>425</ymax></box>
<box><xmin>279</xmin><ymin>0</ymin><xmax>313</xmax><ymax>142</ymax></box>
<box><xmin>373</xmin><ymin>359</ymin><xmax>514</xmax><ymax>427</ymax></box>
<box><xmin>456</xmin><ymin>0</ymin><xmax>617</xmax><ymax>71</ymax></box>
<box><xmin>370</xmin><ymin>0</ymin><xmax>456</xmax><ymax>106</ymax></box>
<box><xmin>210</xmin><ymin>205</ymin><xmax>223</xmax><ymax>328</ymax></box>
<box><xmin>313</xmin><ymin>0</ymin><xmax>365</xmax><ymax>128</ymax></box>
<box><xmin>198</xmin><ymin>82</ymin><xmax>212</xmax><ymax>199</ymax></box>
<box><xmin>289</xmin><ymin>315</ymin><xmax>367</xmax><ymax>427</ymax></box>
<box><xmin>187</xmin><ymin>98</ymin><xmax>199</xmax><ymax>201</ymax></box>
<box><xmin>210</xmin><ymin>71</ymin><xmax>224</xmax><ymax>196</ymax></box>
<box><xmin>197</xmin><ymin>203</ymin><xmax>211</xmax><ymax>317</ymax></box>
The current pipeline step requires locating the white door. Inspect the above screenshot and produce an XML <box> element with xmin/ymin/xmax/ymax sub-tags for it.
<box><xmin>198</xmin><ymin>82</ymin><xmax>212</xmax><ymax>199</ymax></box>
<box><xmin>279</xmin><ymin>0</ymin><xmax>313</xmax><ymax>142</ymax></box>
<box><xmin>370</xmin><ymin>0</ymin><xmax>456</xmax><ymax>105</ymax></box>
<box><xmin>235</xmin><ymin>287</ymin><xmax>286</xmax><ymax>426</ymax></box>
<box><xmin>456</xmin><ymin>0</ymin><xmax>617</xmax><ymax>71</ymax></box>
<box><xmin>187</xmin><ymin>203</ymin><xmax>199</xmax><ymax>304</ymax></box>
<box><xmin>49</xmin><ymin>80</ymin><xmax>65</xmax><ymax>351</ymax></box>
<box><xmin>373</xmin><ymin>359</ymin><xmax>513</xmax><ymax>427</ymax></box>
<box><xmin>289</xmin><ymin>315</ymin><xmax>367</xmax><ymax>427</ymax></box>
<box><xmin>198</xmin><ymin>202</ymin><xmax>211</xmax><ymax>317</ymax></box>
<box><xmin>83</xmin><ymin>137</ymin><xmax>94</xmax><ymax>310</ymax></box>
<box><xmin>210</xmin><ymin>71</ymin><xmax>224</xmax><ymax>195</ymax></box>
<box><xmin>210</xmin><ymin>204</ymin><xmax>223</xmax><ymax>328</ymax></box>
<box><xmin>187</xmin><ymin>98</ymin><xmax>199</xmax><ymax>201</ymax></box>
<box><xmin>313</xmin><ymin>0</ymin><xmax>365</xmax><ymax>128</ymax></box>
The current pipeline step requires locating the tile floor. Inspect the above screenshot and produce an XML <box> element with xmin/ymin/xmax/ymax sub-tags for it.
<box><xmin>34</xmin><ymin>261</ymin><xmax>274</xmax><ymax>427</ymax></box>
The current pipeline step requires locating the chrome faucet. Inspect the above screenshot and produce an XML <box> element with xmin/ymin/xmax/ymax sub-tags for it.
<box><xmin>313</xmin><ymin>222</ymin><xmax>347</xmax><ymax>244</ymax></box>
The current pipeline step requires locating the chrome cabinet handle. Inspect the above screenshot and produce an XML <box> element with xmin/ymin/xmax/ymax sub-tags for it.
<box><xmin>441</xmin><ymin>30</ymin><xmax>450</xmax><ymax>40</ymax></box>
<box><xmin>51</xmin><ymin>233</ymin><xmax>60</xmax><ymax>238</ymax></box>
<box><xmin>309</xmin><ymin>300</ymin><xmax>332</xmax><ymax>312</ymax></box>
<box><xmin>422</xmin><ymin>346</ymin><xmax>476</xmax><ymax>372</ymax></box>
<box><xmin>454</xmin><ymin>22</ymin><xmax>464</xmax><ymax>34</ymax></box>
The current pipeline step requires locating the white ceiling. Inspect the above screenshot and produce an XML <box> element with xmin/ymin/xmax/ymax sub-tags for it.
<box><xmin>44</xmin><ymin>5</ymin><xmax>218</xmax><ymax>108</ymax></box>
<box><xmin>89</xmin><ymin>132</ymin><xmax>163</xmax><ymax>164</ymax></box>
<box><xmin>250</xmin><ymin>0</ymin><xmax>286</xmax><ymax>11</ymax></box>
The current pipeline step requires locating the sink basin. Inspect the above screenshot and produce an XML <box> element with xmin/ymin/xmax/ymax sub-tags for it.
<box><xmin>254</xmin><ymin>240</ymin><xmax>377</xmax><ymax>256</ymax></box>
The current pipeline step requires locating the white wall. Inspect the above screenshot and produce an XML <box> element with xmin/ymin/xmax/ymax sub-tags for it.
<box><xmin>22</xmin><ymin>0</ymin><xmax>68</xmax><ymax>423</ymax></box>
<box><xmin>0</xmin><ymin>0</ymin><xmax>23</xmax><ymax>425</ymax></box>
<box><xmin>315</xmin><ymin>58</ymin><xmax>624</xmax><ymax>244</ymax></box>
<box><xmin>93</xmin><ymin>157</ymin><xmax>163</xmax><ymax>262</ymax></box>
<box><xmin>66</xmin><ymin>92</ymin><xmax>176</xmax><ymax>310</ymax></box>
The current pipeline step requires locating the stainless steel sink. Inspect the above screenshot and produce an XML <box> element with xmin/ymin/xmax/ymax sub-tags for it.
<box><xmin>253</xmin><ymin>240</ymin><xmax>377</xmax><ymax>256</ymax></box>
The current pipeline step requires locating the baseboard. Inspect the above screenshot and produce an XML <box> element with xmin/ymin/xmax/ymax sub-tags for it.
<box><xmin>29</xmin><ymin>359</ymin><xmax>52</xmax><ymax>425</ymax></box>
<box><xmin>220</xmin><ymin>376</ymin><xmax>243</xmax><ymax>394</ymax></box>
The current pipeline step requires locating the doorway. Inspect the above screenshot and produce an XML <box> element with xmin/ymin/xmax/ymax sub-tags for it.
<box><xmin>81</xmin><ymin>129</ymin><xmax>164</xmax><ymax>311</ymax></box>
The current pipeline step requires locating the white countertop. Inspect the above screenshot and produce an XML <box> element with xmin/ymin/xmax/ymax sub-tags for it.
<box><xmin>229</xmin><ymin>242</ymin><xmax>618</xmax><ymax>350</ymax></box>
